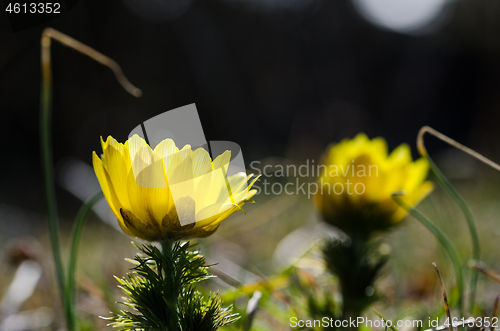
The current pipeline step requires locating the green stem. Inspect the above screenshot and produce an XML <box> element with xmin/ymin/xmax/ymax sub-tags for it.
<box><xmin>426</xmin><ymin>156</ymin><xmax>479</xmax><ymax>311</ymax></box>
<box><xmin>161</xmin><ymin>240</ymin><xmax>173</xmax><ymax>257</ymax></box>
<box><xmin>40</xmin><ymin>32</ymin><xmax>69</xmax><ymax>329</ymax></box>
<box><xmin>160</xmin><ymin>240</ymin><xmax>178</xmax><ymax>331</ymax></box>
<box><xmin>40</xmin><ymin>27</ymin><xmax>141</xmax><ymax>331</ymax></box>
<box><xmin>66</xmin><ymin>192</ymin><xmax>104</xmax><ymax>328</ymax></box>
<box><xmin>418</xmin><ymin>127</ymin><xmax>480</xmax><ymax>311</ymax></box>
<box><xmin>393</xmin><ymin>195</ymin><xmax>464</xmax><ymax>317</ymax></box>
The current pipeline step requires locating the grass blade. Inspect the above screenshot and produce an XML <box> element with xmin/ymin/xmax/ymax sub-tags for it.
<box><xmin>373</xmin><ymin>309</ymin><xmax>399</xmax><ymax>331</ymax></box>
<box><xmin>470</xmin><ymin>260</ymin><xmax>500</xmax><ymax>285</ymax></box>
<box><xmin>40</xmin><ymin>27</ymin><xmax>141</xmax><ymax>331</ymax></box>
<box><xmin>66</xmin><ymin>192</ymin><xmax>104</xmax><ymax>328</ymax></box>
<box><xmin>418</xmin><ymin>126</ymin><xmax>482</xmax><ymax>310</ymax></box>
<box><xmin>433</xmin><ymin>263</ymin><xmax>454</xmax><ymax>331</ymax></box>
<box><xmin>393</xmin><ymin>194</ymin><xmax>464</xmax><ymax>317</ymax></box>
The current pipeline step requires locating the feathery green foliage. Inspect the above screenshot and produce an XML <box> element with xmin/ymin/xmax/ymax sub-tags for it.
<box><xmin>106</xmin><ymin>241</ymin><xmax>239</xmax><ymax>331</ymax></box>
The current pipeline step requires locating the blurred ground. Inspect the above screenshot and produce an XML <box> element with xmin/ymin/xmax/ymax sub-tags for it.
<box><xmin>2</xmin><ymin>0</ymin><xmax>500</xmax><ymax>329</ymax></box>
<box><xmin>2</xmin><ymin>146</ymin><xmax>500</xmax><ymax>329</ymax></box>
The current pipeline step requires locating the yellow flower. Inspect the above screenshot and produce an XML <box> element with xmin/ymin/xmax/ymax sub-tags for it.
<box><xmin>93</xmin><ymin>135</ymin><xmax>257</xmax><ymax>241</ymax></box>
<box><xmin>314</xmin><ymin>133</ymin><xmax>433</xmax><ymax>234</ymax></box>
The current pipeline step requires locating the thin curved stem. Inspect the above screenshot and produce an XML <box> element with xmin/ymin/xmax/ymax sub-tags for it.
<box><xmin>470</xmin><ymin>260</ymin><xmax>500</xmax><ymax>285</ymax></box>
<box><xmin>417</xmin><ymin>126</ymin><xmax>500</xmax><ymax>171</ymax></box>
<box><xmin>67</xmin><ymin>192</ymin><xmax>104</xmax><ymax>327</ymax></box>
<box><xmin>433</xmin><ymin>263</ymin><xmax>453</xmax><ymax>328</ymax></box>
<box><xmin>393</xmin><ymin>195</ymin><xmax>464</xmax><ymax>317</ymax></box>
<box><xmin>41</xmin><ymin>29</ymin><xmax>67</xmax><ymax>328</ymax></box>
<box><xmin>418</xmin><ymin>126</ymin><xmax>480</xmax><ymax>311</ymax></box>
<box><xmin>42</xmin><ymin>28</ymin><xmax>142</xmax><ymax>97</ymax></box>
<box><xmin>40</xmin><ymin>27</ymin><xmax>141</xmax><ymax>331</ymax></box>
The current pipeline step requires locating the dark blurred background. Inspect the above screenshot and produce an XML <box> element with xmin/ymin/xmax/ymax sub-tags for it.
<box><xmin>1</xmin><ymin>0</ymin><xmax>500</xmax><ymax>217</ymax></box>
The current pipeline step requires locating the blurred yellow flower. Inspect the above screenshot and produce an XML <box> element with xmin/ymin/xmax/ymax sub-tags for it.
<box><xmin>93</xmin><ymin>135</ymin><xmax>257</xmax><ymax>241</ymax></box>
<box><xmin>314</xmin><ymin>133</ymin><xmax>433</xmax><ymax>234</ymax></box>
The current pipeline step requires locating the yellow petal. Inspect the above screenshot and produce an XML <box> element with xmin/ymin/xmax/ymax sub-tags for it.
<box><xmin>392</xmin><ymin>180</ymin><xmax>434</xmax><ymax>222</ymax></box>
<box><xmin>103</xmin><ymin>145</ymin><xmax>132</xmax><ymax>210</ymax></box>
<box><xmin>126</xmin><ymin>134</ymin><xmax>150</xmax><ymax>164</ymax></box>
<box><xmin>126</xmin><ymin>167</ymin><xmax>172</xmax><ymax>229</ymax></box>
<box><xmin>154</xmin><ymin>139</ymin><xmax>179</xmax><ymax>167</ymax></box>
<box><xmin>92</xmin><ymin>152</ymin><xmax>133</xmax><ymax>236</ymax></box>
<box><xmin>389</xmin><ymin>143</ymin><xmax>411</xmax><ymax>165</ymax></box>
<box><xmin>93</xmin><ymin>135</ymin><xmax>255</xmax><ymax>241</ymax></box>
<box><xmin>120</xmin><ymin>208</ymin><xmax>161</xmax><ymax>241</ymax></box>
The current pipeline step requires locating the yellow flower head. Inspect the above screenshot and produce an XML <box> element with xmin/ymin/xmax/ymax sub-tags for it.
<box><xmin>93</xmin><ymin>135</ymin><xmax>257</xmax><ymax>241</ymax></box>
<box><xmin>315</xmin><ymin>133</ymin><xmax>433</xmax><ymax>234</ymax></box>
